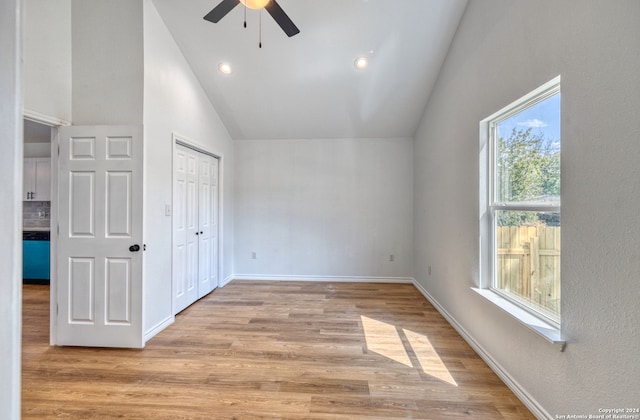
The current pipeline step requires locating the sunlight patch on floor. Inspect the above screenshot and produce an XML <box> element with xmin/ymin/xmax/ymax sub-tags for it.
<box><xmin>361</xmin><ymin>316</ymin><xmax>457</xmax><ymax>386</ymax></box>
<box><xmin>361</xmin><ymin>316</ymin><xmax>412</xmax><ymax>367</ymax></box>
<box><xmin>403</xmin><ymin>328</ymin><xmax>458</xmax><ymax>386</ymax></box>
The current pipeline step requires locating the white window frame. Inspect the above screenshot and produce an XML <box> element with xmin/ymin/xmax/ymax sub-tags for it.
<box><xmin>477</xmin><ymin>76</ymin><xmax>564</xmax><ymax>348</ymax></box>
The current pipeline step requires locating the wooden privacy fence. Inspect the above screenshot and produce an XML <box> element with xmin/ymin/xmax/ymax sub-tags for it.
<box><xmin>496</xmin><ymin>225</ymin><xmax>560</xmax><ymax>315</ymax></box>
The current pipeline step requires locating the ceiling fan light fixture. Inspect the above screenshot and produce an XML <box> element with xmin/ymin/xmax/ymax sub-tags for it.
<box><xmin>240</xmin><ymin>0</ymin><xmax>270</xmax><ymax>10</ymax></box>
<box><xmin>354</xmin><ymin>57</ymin><xmax>369</xmax><ymax>70</ymax></box>
<box><xmin>218</xmin><ymin>63</ymin><xmax>233</xmax><ymax>74</ymax></box>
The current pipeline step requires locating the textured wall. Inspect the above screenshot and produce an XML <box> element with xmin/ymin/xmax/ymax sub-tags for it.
<box><xmin>234</xmin><ymin>138</ymin><xmax>414</xmax><ymax>279</ymax></box>
<box><xmin>413</xmin><ymin>0</ymin><xmax>640</xmax><ymax>417</ymax></box>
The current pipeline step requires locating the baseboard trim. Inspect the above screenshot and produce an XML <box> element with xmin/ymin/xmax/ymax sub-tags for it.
<box><xmin>144</xmin><ymin>315</ymin><xmax>174</xmax><ymax>344</ymax></box>
<box><xmin>221</xmin><ymin>274</ymin><xmax>234</xmax><ymax>287</ymax></box>
<box><xmin>232</xmin><ymin>274</ymin><xmax>414</xmax><ymax>284</ymax></box>
<box><xmin>411</xmin><ymin>279</ymin><xmax>551</xmax><ymax>420</ymax></box>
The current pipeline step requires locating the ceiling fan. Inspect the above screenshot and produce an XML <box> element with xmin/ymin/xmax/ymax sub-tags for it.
<box><xmin>204</xmin><ymin>0</ymin><xmax>300</xmax><ymax>38</ymax></box>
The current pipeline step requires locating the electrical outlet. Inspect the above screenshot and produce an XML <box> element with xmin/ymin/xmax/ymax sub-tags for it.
<box><xmin>252</xmin><ymin>252</ymin><xmax>257</xmax><ymax>259</ymax></box>
<box><xmin>389</xmin><ymin>254</ymin><xmax>394</xmax><ymax>262</ymax></box>
<box><xmin>428</xmin><ymin>266</ymin><xmax>432</xmax><ymax>275</ymax></box>
<box><xmin>165</xmin><ymin>204</ymin><xmax>171</xmax><ymax>216</ymax></box>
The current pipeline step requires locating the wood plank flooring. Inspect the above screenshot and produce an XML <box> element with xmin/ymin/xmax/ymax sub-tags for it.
<box><xmin>22</xmin><ymin>281</ymin><xmax>535</xmax><ymax>419</ymax></box>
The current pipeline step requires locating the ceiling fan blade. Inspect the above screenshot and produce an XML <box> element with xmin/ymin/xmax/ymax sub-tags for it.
<box><xmin>203</xmin><ymin>0</ymin><xmax>240</xmax><ymax>23</ymax></box>
<box><xmin>264</xmin><ymin>0</ymin><xmax>300</xmax><ymax>37</ymax></box>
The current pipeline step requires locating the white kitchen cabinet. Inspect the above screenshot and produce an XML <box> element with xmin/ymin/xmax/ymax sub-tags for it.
<box><xmin>23</xmin><ymin>158</ymin><xmax>51</xmax><ymax>201</ymax></box>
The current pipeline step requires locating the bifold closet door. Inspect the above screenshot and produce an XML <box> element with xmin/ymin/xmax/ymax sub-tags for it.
<box><xmin>173</xmin><ymin>145</ymin><xmax>199</xmax><ymax>313</ymax></box>
<box><xmin>197</xmin><ymin>155</ymin><xmax>219</xmax><ymax>298</ymax></box>
<box><xmin>173</xmin><ymin>144</ymin><xmax>220</xmax><ymax>314</ymax></box>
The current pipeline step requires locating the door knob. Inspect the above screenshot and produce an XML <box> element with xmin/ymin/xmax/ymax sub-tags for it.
<box><xmin>129</xmin><ymin>244</ymin><xmax>141</xmax><ymax>252</ymax></box>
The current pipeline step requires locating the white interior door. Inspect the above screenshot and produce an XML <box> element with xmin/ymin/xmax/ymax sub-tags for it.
<box><xmin>57</xmin><ymin>125</ymin><xmax>144</xmax><ymax>348</ymax></box>
<box><xmin>173</xmin><ymin>143</ymin><xmax>220</xmax><ymax>313</ymax></box>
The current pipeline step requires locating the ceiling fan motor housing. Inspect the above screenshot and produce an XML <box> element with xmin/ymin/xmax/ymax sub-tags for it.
<box><xmin>204</xmin><ymin>0</ymin><xmax>300</xmax><ymax>38</ymax></box>
<box><xmin>240</xmin><ymin>0</ymin><xmax>270</xmax><ymax>10</ymax></box>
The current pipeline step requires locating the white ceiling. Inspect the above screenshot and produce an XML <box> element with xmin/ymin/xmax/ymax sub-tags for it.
<box><xmin>152</xmin><ymin>0</ymin><xmax>468</xmax><ymax>140</ymax></box>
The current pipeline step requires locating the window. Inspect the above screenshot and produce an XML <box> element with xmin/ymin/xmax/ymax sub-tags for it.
<box><xmin>480</xmin><ymin>77</ymin><xmax>561</xmax><ymax>328</ymax></box>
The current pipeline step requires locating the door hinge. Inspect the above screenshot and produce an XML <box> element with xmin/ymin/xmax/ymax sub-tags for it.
<box><xmin>57</xmin><ymin>145</ymin><xmax>60</xmax><ymax>156</ymax></box>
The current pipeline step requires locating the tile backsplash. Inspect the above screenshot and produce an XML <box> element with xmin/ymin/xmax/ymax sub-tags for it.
<box><xmin>23</xmin><ymin>201</ymin><xmax>51</xmax><ymax>228</ymax></box>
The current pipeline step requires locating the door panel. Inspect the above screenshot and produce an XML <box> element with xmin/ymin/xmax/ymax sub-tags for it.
<box><xmin>69</xmin><ymin>172</ymin><xmax>95</xmax><ymax>235</ymax></box>
<box><xmin>69</xmin><ymin>257</ymin><xmax>94</xmax><ymax>322</ymax></box>
<box><xmin>105</xmin><ymin>258</ymin><xmax>131</xmax><ymax>324</ymax></box>
<box><xmin>173</xmin><ymin>144</ymin><xmax>198</xmax><ymax>313</ymax></box>
<box><xmin>173</xmin><ymin>145</ymin><xmax>188</xmax><ymax>312</ymax></box>
<box><xmin>57</xmin><ymin>125</ymin><xmax>143</xmax><ymax>348</ymax></box>
<box><xmin>106</xmin><ymin>172</ymin><xmax>132</xmax><ymax>236</ymax></box>
<box><xmin>198</xmin><ymin>155</ymin><xmax>212</xmax><ymax>298</ymax></box>
<box><xmin>186</xmin><ymin>152</ymin><xmax>198</xmax><ymax>300</ymax></box>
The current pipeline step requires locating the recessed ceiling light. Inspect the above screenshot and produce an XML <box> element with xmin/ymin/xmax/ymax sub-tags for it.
<box><xmin>218</xmin><ymin>63</ymin><xmax>233</xmax><ymax>75</ymax></box>
<box><xmin>354</xmin><ymin>57</ymin><xmax>369</xmax><ymax>70</ymax></box>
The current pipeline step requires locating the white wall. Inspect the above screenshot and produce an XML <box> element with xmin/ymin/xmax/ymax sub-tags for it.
<box><xmin>0</xmin><ymin>0</ymin><xmax>22</xmax><ymax>417</ymax></box>
<box><xmin>413</xmin><ymin>0</ymin><xmax>640</xmax><ymax>417</ymax></box>
<box><xmin>23</xmin><ymin>0</ymin><xmax>71</xmax><ymax>122</ymax></box>
<box><xmin>143</xmin><ymin>0</ymin><xmax>234</xmax><ymax>337</ymax></box>
<box><xmin>71</xmin><ymin>0</ymin><xmax>143</xmax><ymax>125</ymax></box>
<box><xmin>234</xmin><ymin>138</ymin><xmax>413</xmax><ymax>279</ymax></box>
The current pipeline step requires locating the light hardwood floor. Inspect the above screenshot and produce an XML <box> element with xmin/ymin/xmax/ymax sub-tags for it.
<box><xmin>22</xmin><ymin>281</ymin><xmax>535</xmax><ymax>419</ymax></box>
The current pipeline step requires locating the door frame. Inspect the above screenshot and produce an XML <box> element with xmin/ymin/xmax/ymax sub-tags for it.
<box><xmin>23</xmin><ymin>109</ymin><xmax>70</xmax><ymax>346</ymax></box>
<box><xmin>171</xmin><ymin>132</ymin><xmax>224</xmax><ymax>315</ymax></box>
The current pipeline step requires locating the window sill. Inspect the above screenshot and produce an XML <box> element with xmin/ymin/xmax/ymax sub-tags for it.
<box><xmin>471</xmin><ymin>288</ymin><xmax>566</xmax><ymax>351</ymax></box>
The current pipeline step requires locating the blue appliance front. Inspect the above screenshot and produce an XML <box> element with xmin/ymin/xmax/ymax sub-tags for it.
<box><xmin>23</xmin><ymin>231</ymin><xmax>50</xmax><ymax>283</ymax></box>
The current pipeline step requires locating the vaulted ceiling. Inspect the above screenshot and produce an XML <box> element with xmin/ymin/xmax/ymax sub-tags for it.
<box><xmin>152</xmin><ymin>0</ymin><xmax>468</xmax><ymax>140</ymax></box>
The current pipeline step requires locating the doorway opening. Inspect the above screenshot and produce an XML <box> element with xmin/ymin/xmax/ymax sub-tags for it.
<box><xmin>22</xmin><ymin>117</ymin><xmax>57</xmax><ymax>345</ymax></box>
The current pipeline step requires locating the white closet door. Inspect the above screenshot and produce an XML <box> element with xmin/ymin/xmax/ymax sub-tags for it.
<box><xmin>198</xmin><ymin>155</ymin><xmax>220</xmax><ymax>296</ymax></box>
<box><xmin>197</xmin><ymin>155</ymin><xmax>212</xmax><ymax>298</ymax></box>
<box><xmin>173</xmin><ymin>144</ymin><xmax>199</xmax><ymax>313</ymax></box>
<box><xmin>173</xmin><ymin>143</ymin><xmax>220</xmax><ymax>313</ymax></box>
